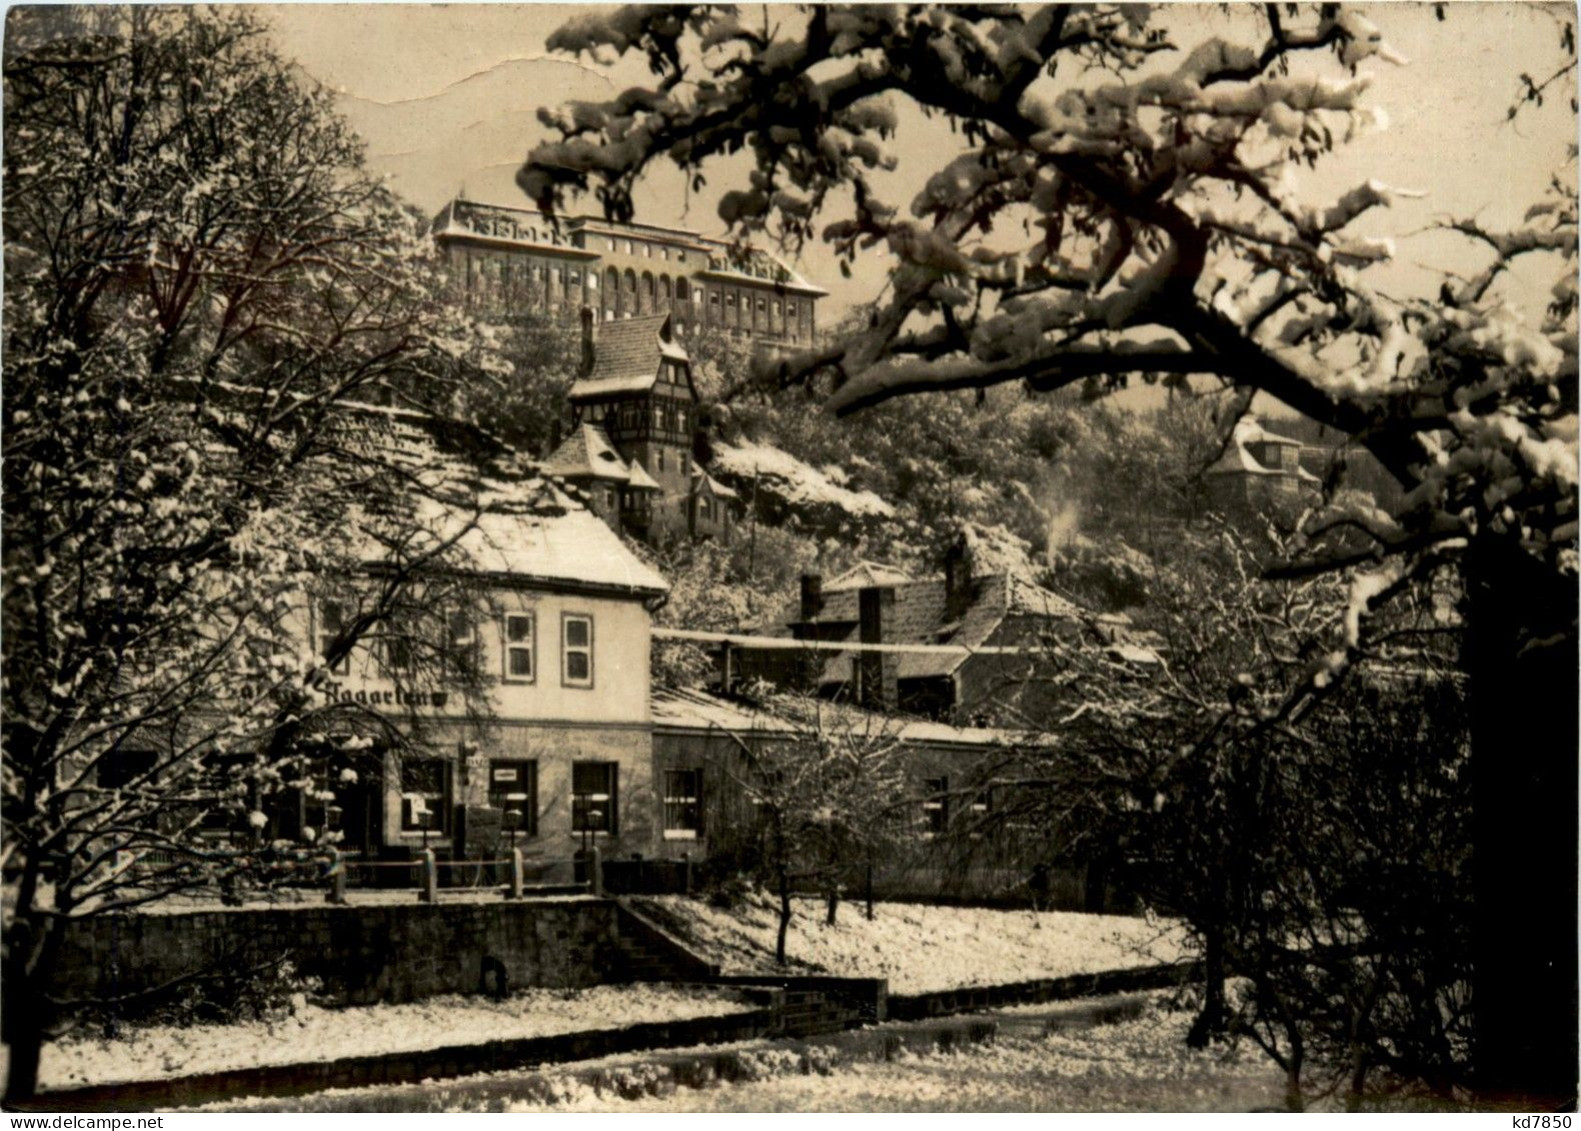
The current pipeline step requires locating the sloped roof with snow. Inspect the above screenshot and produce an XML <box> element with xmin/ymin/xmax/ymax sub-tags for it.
<box><xmin>541</xmin><ymin>424</ymin><xmax>632</xmax><ymax>482</ymax></box>
<box><xmin>826</xmin><ymin>561</ymin><xmax>915</xmax><ymax>592</ymax></box>
<box><xmin>692</xmin><ymin>469</ymin><xmax>738</xmax><ymax>500</ymax></box>
<box><xmin>568</xmin><ymin>314</ymin><xmax>688</xmax><ymax>401</ymax></box>
<box><xmin>756</xmin><ymin>564</ymin><xmax>1085</xmax><ymax>686</ymax></box>
<box><xmin>625</xmin><ymin>457</ymin><xmax>660</xmax><ymax>491</ymax></box>
<box><xmin>338</xmin><ymin>405</ymin><xmax>667</xmax><ymax>597</ymax></box>
<box><xmin>1206</xmin><ymin>415</ymin><xmax>1319</xmax><ymax>481</ymax></box>
<box><xmin>651</xmin><ymin>686</ymin><xmax>1045</xmax><ymax>748</ymax></box>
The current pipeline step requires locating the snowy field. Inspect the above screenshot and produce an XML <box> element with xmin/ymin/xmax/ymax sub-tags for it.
<box><xmin>35</xmin><ymin>984</ymin><xmax>752</xmax><ymax>1092</ymax></box>
<box><xmin>638</xmin><ymin>896</ymin><xmax>1188</xmax><ymax>993</ymax></box>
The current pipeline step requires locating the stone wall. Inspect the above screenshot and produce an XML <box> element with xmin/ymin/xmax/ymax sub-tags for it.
<box><xmin>47</xmin><ymin>897</ymin><xmax>629</xmax><ymax>1020</ymax></box>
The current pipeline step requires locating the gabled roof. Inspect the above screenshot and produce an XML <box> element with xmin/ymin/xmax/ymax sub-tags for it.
<box><xmin>541</xmin><ymin>424</ymin><xmax>631</xmax><ymax>483</ymax></box>
<box><xmin>625</xmin><ymin>457</ymin><xmax>661</xmax><ymax>492</ymax></box>
<box><xmin>826</xmin><ymin>561</ymin><xmax>914</xmax><ymax>592</ymax></box>
<box><xmin>568</xmin><ymin>314</ymin><xmax>690</xmax><ymax>402</ymax></box>
<box><xmin>1206</xmin><ymin>416</ymin><xmax>1321</xmax><ymax>481</ymax></box>
<box><xmin>760</xmin><ymin>565</ymin><xmax>1084</xmax><ymax>686</ymax></box>
<box><xmin>692</xmin><ymin>468</ymin><xmax>738</xmax><ymax>500</ymax></box>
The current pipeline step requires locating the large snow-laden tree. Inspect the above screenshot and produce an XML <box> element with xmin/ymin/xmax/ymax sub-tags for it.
<box><xmin>1</xmin><ymin>7</ymin><xmax>504</xmax><ymax>1103</ymax></box>
<box><xmin>518</xmin><ymin>4</ymin><xmax>1577</xmax><ymax>1105</ymax></box>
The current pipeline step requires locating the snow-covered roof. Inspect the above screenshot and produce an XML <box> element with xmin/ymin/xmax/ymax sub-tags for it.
<box><xmin>651</xmin><ymin>686</ymin><xmax>1045</xmax><ymax>749</ymax></box>
<box><xmin>1204</xmin><ymin>415</ymin><xmax>1320</xmax><ymax>482</ymax></box>
<box><xmin>568</xmin><ymin>315</ymin><xmax>689</xmax><ymax>402</ymax></box>
<box><xmin>625</xmin><ymin>457</ymin><xmax>660</xmax><ymax>492</ymax></box>
<box><xmin>338</xmin><ymin>406</ymin><xmax>666</xmax><ymax>598</ymax></box>
<box><xmin>540</xmin><ymin>424</ymin><xmax>631</xmax><ymax>483</ymax></box>
<box><xmin>711</xmin><ymin>438</ymin><xmax>894</xmax><ymax>520</ymax></box>
<box><xmin>443</xmin><ymin>488</ymin><xmax>668</xmax><ymax>595</ymax></box>
<box><xmin>692</xmin><ymin>469</ymin><xmax>738</xmax><ymax>500</ymax></box>
<box><xmin>758</xmin><ymin>566</ymin><xmax>1085</xmax><ymax>685</ymax></box>
<box><xmin>695</xmin><ymin>242</ymin><xmax>828</xmax><ymax>298</ymax></box>
<box><xmin>826</xmin><ymin>561</ymin><xmax>914</xmax><ymax>592</ymax></box>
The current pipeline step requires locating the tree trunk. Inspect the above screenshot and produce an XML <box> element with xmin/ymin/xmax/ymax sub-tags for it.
<box><xmin>775</xmin><ymin>863</ymin><xmax>791</xmax><ymax>965</ymax></box>
<box><xmin>825</xmin><ymin>884</ymin><xmax>839</xmax><ymax>926</ymax></box>
<box><xmin>1465</xmin><ymin>535</ymin><xmax>1578</xmax><ymax>1107</ymax></box>
<box><xmin>865</xmin><ymin>858</ymin><xmax>875</xmax><ymax>921</ymax></box>
<box><xmin>1187</xmin><ymin>923</ymin><xmax>1228</xmax><ymax>1049</ymax></box>
<box><xmin>2</xmin><ymin>915</ymin><xmax>55</xmax><ymax>1108</ymax></box>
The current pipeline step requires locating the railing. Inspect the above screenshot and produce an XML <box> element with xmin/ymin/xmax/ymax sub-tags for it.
<box><xmin>105</xmin><ymin>845</ymin><xmax>604</xmax><ymax>906</ymax></box>
<box><xmin>324</xmin><ymin>846</ymin><xmax>603</xmax><ymax>905</ymax></box>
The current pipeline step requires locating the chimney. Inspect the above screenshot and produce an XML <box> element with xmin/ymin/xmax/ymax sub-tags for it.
<box><xmin>857</xmin><ymin>586</ymin><xmax>898</xmax><ymax>712</ymax></box>
<box><xmin>580</xmin><ymin>306</ymin><xmax>596</xmax><ymax>376</ymax></box>
<box><xmin>943</xmin><ymin>533</ymin><xmax>971</xmax><ymax>621</ymax></box>
<box><xmin>799</xmin><ymin>573</ymin><xmax>823</xmax><ymax>622</ymax></box>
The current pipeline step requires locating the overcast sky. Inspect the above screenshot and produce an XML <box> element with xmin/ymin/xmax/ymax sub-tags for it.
<box><xmin>260</xmin><ymin>3</ymin><xmax>1576</xmax><ymax>324</ymax></box>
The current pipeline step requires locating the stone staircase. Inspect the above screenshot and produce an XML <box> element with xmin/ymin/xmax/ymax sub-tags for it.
<box><xmin>608</xmin><ymin>900</ymin><xmax>721</xmax><ymax>984</ymax></box>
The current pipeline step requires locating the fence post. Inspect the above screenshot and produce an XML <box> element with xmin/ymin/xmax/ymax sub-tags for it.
<box><xmin>509</xmin><ymin>847</ymin><xmax>524</xmax><ymax>900</ymax></box>
<box><xmin>589</xmin><ymin>844</ymin><xmax>603</xmax><ymax>897</ymax></box>
<box><xmin>326</xmin><ymin>848</ymin><xmax>347</xmax><ymax>905</ymax></box>
<box><xmin>419</xmin><ymin>848</ymin><xmax>437</xmax><ymax>904</ymax></box>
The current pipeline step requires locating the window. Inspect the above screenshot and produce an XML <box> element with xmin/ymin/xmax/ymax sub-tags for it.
<box><xmin>663</xmin><ymin>770</ymin><xmax>702</xmax><ymax>838</ymax></box>
<box><xmin>605</xmin><ymin>486</ymin><xmax>616</xmax><ymax>509</ymax></box>
<box><xmin>489</xmin><ymin>760</ymin><xmax>537</xmax><ymax>837</ymax></box>
<box><xmin>657</xmin><ymin>449</ymin><xmax>666</xmax><ymax>472</ymax></box>
<box><xmin>562</xmin><ymin>613</ymin><xmax>594</xmax><ymax>687</ymax></box>
<box><xmin>502</xmin><ymin>613</ymin><xmax>535</xmax><ymax>682</ymax></box>
<box><xmin>572</xmin><ymin>761</ymin><xmax>618</xmax><ymax>834</ymax></box>
<box><xmin>400</xmin><ymin>759</ymin><xmax>453</xmax><ymax>833</ymax></box>
<box><xmin>681</xmin><ymin>452</ymin><xmax>690</xmax><ymax>475</ymax></box>
<box><xmin>381</xmin><ymin>631</ymin><xmax>415</xmax><ymax>675</ymax></box>
<box><xmin>98</xmin><ymin>748</ymin><xmax>158</xmax><ymax>790</ymax></box>
<box><xmin>318</xmin><ymin>601</ymin><xmax>351</xmax><ymax>675</ymax></box>
<box><xmin>446</xmin><ymin>611</ymin><xmax>479</xmax><ymax>677</ymax></box>
<box><xmin>923</xmin><ymin>777</ymin><xmax>949</xmax><ymax>836</ymax></box>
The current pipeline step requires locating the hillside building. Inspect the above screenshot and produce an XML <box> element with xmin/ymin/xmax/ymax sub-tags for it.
<box><xmin>1203</xmin><ymin>415</ymin><xmax>1322</xmax><ymax>514</ymax></box>
<box><xmin>541</xmin><ymin>312</ymin><xmax>737</xmax><ymax>543</ymax></box>
<box><xmin>724</xmin><ymin>542</ymin><xmax>1154</xmax><ymax>724</ymax></box>
<box><xmin>429</xmin><ymin>196</ymin><xmax>827</xmax><ymax>355</ymax></box>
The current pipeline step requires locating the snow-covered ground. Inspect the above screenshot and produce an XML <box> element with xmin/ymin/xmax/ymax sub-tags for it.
<box><xmin>511</xmin><ymin>1005</ymin><xmax>1279</xmax><ymax>1113</ymax></box>
<box><xmin>637</xmin><ymin>896</ymin><xmax>1188</xmax><ymax>994</ymax></box>
<box><xmin>36</xmin><ymin>984</ymin><xmax>752</xmax><ymax>1092</ymax></box>
<box><xmin>196</xmin><ymin>997</ymin><xmax>1284</xmax><ymax>1113</ymax></box>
